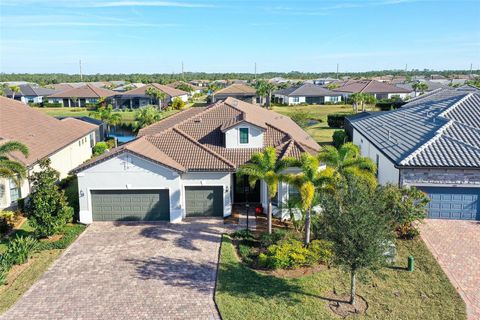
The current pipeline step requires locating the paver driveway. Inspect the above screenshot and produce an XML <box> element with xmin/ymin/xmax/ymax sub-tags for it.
<box><xmin>420</xmin><ymin>219</ymin><xmax>480</xmax><ymax>320</ymax></box>
<box><xmin>2</xmin><ymin>218</ymin><xmax>226</xmax><ymax>320</ymax></box>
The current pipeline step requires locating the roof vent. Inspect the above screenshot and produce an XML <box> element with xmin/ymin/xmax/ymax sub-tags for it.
<box><xmin>194</xmin><ymin>118</ymin><xmax>202</xmax><ymax>123</ymax></box>
<box><xmin>387</xmin><ymin>129</ymin><xmax>391</xmax><ymax>141</ymax></box>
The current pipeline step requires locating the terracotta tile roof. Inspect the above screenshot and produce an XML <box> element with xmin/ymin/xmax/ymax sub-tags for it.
<box><xmin>0</xmin><ymin>97</ymin><xmax>97</xmax><ymax>167</ymax></box>
<box><xmin>75</xmin><ymin>97</ymin><xmax>320</xmax><ymax>173</ymax></box>
<box><xmin>214</xmin><ymin>83</ymin><xmax>256</xmax><ymax>95</ymax></box>
<box><xmin>122</xmin><ymin>83</ymin><xmax>188</xmax><ymax>98</ymax></box>
<box><xmin>334</xmin><ymin>80</ymin><xmax>411</xmax><ymax>94</ymax></box>
<box><xmin>48</xmin><ymin>84</ymin><xmax>116</xmax><ymax>98</ymax></box>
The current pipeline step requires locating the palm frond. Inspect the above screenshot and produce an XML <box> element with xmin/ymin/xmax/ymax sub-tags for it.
<box><xmin>0</xmin><ymin>141</ymin><xmax>29</xmax><ymax>157</ymax></box>
<box><xmin>0</xmin><ymin>159</ymin><xmax>27</xmax><ymax>178</ymax></box>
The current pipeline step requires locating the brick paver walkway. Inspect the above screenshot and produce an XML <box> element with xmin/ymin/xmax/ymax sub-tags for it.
<box><xmin>420</xmin><ymin>219</ymin><xmax>480</xmax><ymax>320</ymax></box>
<box><xmin>1</xmin><ymin>218</ymin><xmax>225</xmax><ymax>320</ymax></box>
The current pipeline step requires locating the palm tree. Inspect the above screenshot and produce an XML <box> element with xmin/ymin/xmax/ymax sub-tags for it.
<box><xmin>362</xmin><ymin>93</ymin><xmax>376</xmax><ymax>112</ymax></box>
<box><xmin>284</xmin><ymin>153</ymin><xmax>335</xmax><ymax>245</ymax></box>
<box><xmin>0</xmin><ymin>141</ymin><xmax>29</xmax><ymax>187</ymax></box>
<box><xmin>255</xmin><ymin>80</ymin><xmax>276</xmax><ymax>108</ymax></box>
<box><xmin>349</xmin><ymin>93</ymin><xmax>363</xmax><ymax>113</ymax></box>
<box><xmin>89</xmin><ymin>104</ymin><xmax>122</xmax><ymax>137</ymax></box>
<box><xmin>318</xmin><ymin>142</ymin><xmax>377</xmax><ymax>187</ymax></box>
<box><xmin>134</xmin><ymin>105</ymin><xmax>162</xmax><ymax>132</ymax></box>
<box><xmin>145</xmin><ymin>86</ymin><xmax>167</xmax><ymax>109</ymax></box>
<box><xmin>412</xmin><ymin>82</ymin><xmax>428</xmax><ymax>96</ymax></box>
<box><xmin>9</xmin><ymin>86</ymin><xmax>20</xmax><ymax>100</ymax></box>
<box><xmin>237</xmin><ymin>147</ymin><xmax>297</xmax><ymax>234</ymax></box>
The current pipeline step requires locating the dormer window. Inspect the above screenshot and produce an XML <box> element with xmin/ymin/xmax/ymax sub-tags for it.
<box><xmin>239</xmin><ymin>128</ymin><xmax>249</xmax><ymax>144</ymax></box>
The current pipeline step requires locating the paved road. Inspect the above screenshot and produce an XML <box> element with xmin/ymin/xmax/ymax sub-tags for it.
<box><xmin>2</xmin><ymin>218</ymin><xmax>226</xmax><ymax>320</ymax></box>
<box><xmin>421</xmin><ymin>219</ymin><xmax>480</xmax><ymax>320</ymax></box>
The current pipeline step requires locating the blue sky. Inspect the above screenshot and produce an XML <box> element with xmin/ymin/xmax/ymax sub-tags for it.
<box><xmin>0</xmin><ymin>0</ymin><xmax>479</xmax><ymax>74</ymax></box>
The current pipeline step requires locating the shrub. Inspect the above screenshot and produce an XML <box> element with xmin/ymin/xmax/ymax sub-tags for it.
<box><xmin>171</xmin><ymin>97</ymin><xmax>186</xmax><ymax>110</ymax></box>
<box><xmin>4</xmin><ymin>235</ymin><xmax>38</xmax><ymax>265</ymax></box>
<box><xmin>36</xmin><ymin>224</ymin><xmax>86</xmax><ymax>250</ymax></box>
<box><xmin>0</xmin><ymin>211</ymin><xmax>16</xmax><ymax>235</ymax></box>
<box><xmin>264</xmin><ymin>239</ymin><xmax>313</xmax><ymax>269</ymax></box>
<box><xmin>308</xmin><ymin>240</ymin><xmax>334</xmax><ymax>264</ymax></box>
<box><xmin>327</xmin><ymin>113</ymin><xmax>351</xmax><ymax>128</ymax></box>
<box><xmin>231</xmin><ymin>229</ymin><xmax>254</xmax><ymax>240</ymax></box>
<box><xmin>260</xmin><ymin>229</ymin><xmax>289</xmax><ymax>248</ymax></box>
<box><xmin>332</xmin><ymin>130</ymin><xmax>347</xmax><ymax>148</ymax></box>
<box><xmin>25</xmin><ymin>159</ymin><xmax>74</xmax><ymax>238</ymax></box>
<box><xmin>93</xmin><ymin>141</ymin><xmax>109</xmax><ymax>156</ymax></box>
<box><xmin>290</xmin><ymin>110</ymin><xmax>313</xmax><ymax>128</ymax></box>
<box><xmin>0</xmin><ymin>254</ymin><xmax>12</xmax><ymax>285</ymax></box>
<box><xmin>59</xmin><ymin>176</ymin><xmax>79</xmax><ymax>220</ymax></box>
<box><xmin>42</xmin><ymin>102</ymin><xmax>62</xmax><ymax>108</ymax></box>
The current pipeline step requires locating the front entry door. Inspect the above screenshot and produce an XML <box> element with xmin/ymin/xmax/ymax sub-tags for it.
<box><xmin>233</xmin><ymin>174</ymin><xmax>261</xmax><ymax>203</ymax></box>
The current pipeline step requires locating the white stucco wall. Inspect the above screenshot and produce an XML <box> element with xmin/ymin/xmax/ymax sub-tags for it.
<box><xmin>181</xmin><ymin>172</ymin><xmax>232</xmax><ymax>218</ymax></box>
<box><xmin>287</xmin><ymin>96</ymin><xmax>306</xmax><ymax>105</ymax></box>
<box><xmin>352</xmin><ymin>129</ymin><xmax>399</xmax><ymax>185</ymax></box>
<box><xmin>77</xmin><ymin>153</ymin><xmax>182</xmax><ymax>224</ymax></box>
<box><xmin>224</xmin><ymin>123</ymin><xmax>264</xmax><ymax>149</ymax></box>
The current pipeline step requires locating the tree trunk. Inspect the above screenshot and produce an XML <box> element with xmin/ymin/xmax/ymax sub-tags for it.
<box><xmin>362</xmin><ymin>101</ymin><xmax>366</xmax><ymax>112</ymax></box>
<box><xmin>350</xmin><ymin>269</ymin><xmax>356</xmax><ymax>305</ymax></box>
<box><xmin>267</xmin><ymin>199</ymin><xmax>272</xmax><ymax>234</ymax></box>
<box><xmin>267</xmin><ymin>92</ymin><xmax>271</xmax><ymax>108</ymax></box>
<box><xmin>354</xmin><ymin>102</ymin><xmax>358</xmax><ymax>113</ymax></box>
<box><xmin>304</xmin><ymin>208</ymin><xmax>311</xmax><ymax>245</ymax></box>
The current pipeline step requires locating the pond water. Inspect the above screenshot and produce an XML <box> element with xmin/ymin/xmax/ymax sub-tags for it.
<box><xmin>109</xmin><ymin>123</ymin><xmax>136</xmax><ymax>144</ymax></box>
<box><xmin>307</xmin><ymin>119</ymin><xmax>320</xmax><ymax>126</ymax></box>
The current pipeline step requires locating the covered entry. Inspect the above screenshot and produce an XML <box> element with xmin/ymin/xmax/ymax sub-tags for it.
<box><xmin>419</xmin><ymin>187</ymin><xmax>480</xmax><ymax>220</ymax></box>
<box><xmin>185</xmin><ymin>186</ymin><xmax>224</xmax><ymax>217</ymax></box>
<box><xmin>91</xmin><ymin>190</ymin><xmax>170</xmax><ymax>221</ymax></box>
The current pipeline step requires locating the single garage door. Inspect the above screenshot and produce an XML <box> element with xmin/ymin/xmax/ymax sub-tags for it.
<box><xmin>185</xmin><ymin>186</ymin><xmax>223</xmax><ymax>217</ymax></box>
<box><xmin>91</xmin><ymin>190</ymin><xmax>170</xmax><ymax>221</ymax></box>
<box><xmin>419</xmin><ymin>187</ymin><xmax>480</xmax><ymax>220</ymax></box>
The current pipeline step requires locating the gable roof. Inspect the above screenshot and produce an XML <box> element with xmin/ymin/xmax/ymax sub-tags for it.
<box><xmin>75</xmin><ymin>97</ymin><xmax>320</xmax><ymax>173</ymax></box>
<box><xmin>48</xmin><ymin>84</ymin><xmax>116</xmax><ymax>98</ymax></box>
<box><xmin>121</xmin><ymin>83</ymin><xmax>188</xmax><ymax>98</ymax></box>
<box><xmin>274</xmin><ymin>84</ymin><xmax>342</xmax><ymax>97</ymax></box>
<box><xmin>0</xmin><ymin>97</ymin><xmax>97</xmax><ymax>167</ymax></box>
<box><xmin>214</xmin><ymin>84</ymin><xmax>256</xmax><ymax>96</ymax></box>
<box><xmin>349</xmin><ymin>87</ymin><xmax>480</xmax><ymax>168</ymax></box>
<box><xmin>334</xmin><ymin>79</ymin><xmax>411</xmax><ymax>94</ymax></box>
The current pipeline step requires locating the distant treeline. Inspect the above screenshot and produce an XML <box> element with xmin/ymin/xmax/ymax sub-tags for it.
<box><xmin>0</xmin><ymin>70</ymin><xmax>478</xmax><ymax>85</ymax></box>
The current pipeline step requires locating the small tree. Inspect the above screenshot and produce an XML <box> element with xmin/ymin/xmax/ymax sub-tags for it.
<box><xmin>171</xmin><ymin>97</ymin><xmax>186</xmax><ymax>110</ymax></box>
<box><xmin>378</xmin><ymin>184</ymin><xmax>430</xmax><ymax>238</ymax></box>
<box><xmin>89</xmin><ymin>104</ymin><xmax>122</xmax><ymax>137</ymax></box>
<box><xmin>326</xmin><ymin>83</ymin><xmax>340</xmax><ymax>90</ymax></box>
<box><xmin>290</xmin><ymin>110</ymin><xmax>313</xmax><ymax>128</ymax></box>
<box><xmin>134</xmin><ymin>105</ymin><xmax>162</xmax><ymax>131</ymax></box>
<box><xmin>25</xmin><ymin>159</ymin><xmax>73</xmax><ymax>238</ymax></box>
<box><xmin>412</xmin><ymin>82</ymin><xmax>428</xmax><ymax>96</ymax></box>
<box><xmin>9</xmin><ymin>85</ymin><xmax>20</xmax><ymax>100</ymax></box>
<box><xmin>320</xmin><ymin>177</ymin><xmax>393</xmax><ymax>305</ymax></box>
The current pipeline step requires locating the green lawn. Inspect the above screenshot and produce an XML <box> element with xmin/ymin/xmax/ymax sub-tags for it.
<box><xmin>0</xmin><ymin>222</ymin><xmax>85</xmax><ymax>314</ymax></box>
<box><xmin>215</xmin><ymin>235</ymin><xmax>466</xmax><ymax>320</ymax></box>
<box><xmin>271</xmin><ymin>104</ymin><xmax>376</xmax><ymax>145</ymax></box>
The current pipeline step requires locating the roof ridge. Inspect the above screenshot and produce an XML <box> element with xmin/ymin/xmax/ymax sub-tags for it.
<box><xmin>442</xmin><ymin>134</ymin><xmax>480</xmax><ymax>153</ymax></box>
<box><xmin>438</xmin><ymin>92</ymin><xmax>473</xmax><ymax>119</ymax></box>
<box><xmin>399</xmin><ymin>119</ymin><xmax>454</xmax><ymax>165</ymax></box>
<box><xmin>172</xmin><ymin>127</ymin><xmax>236</xmax><ymax>168</ymax></box>
<box><xmin>405</xmin><ymin>87</ymin><xmax>443</xmax><ymax>104</ymax></box>
<box><xmin>360</xmin><ymin>80</ymin><xmax>373</xmax><ymax>93</ymax></box>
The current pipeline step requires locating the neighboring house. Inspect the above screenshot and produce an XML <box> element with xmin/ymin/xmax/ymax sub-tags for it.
<box><xmin>4</xmin><ymin>84</ymin><xmax>57</xmax><ymax>104</ymax></box>
<box><xmin>189</xmin><ymin>80</ymin><xmax>210</xmax><ymax>88</ymax></box>
<box><xmin>112</xmin><ymin>83</ymin><xmax>144</xmax><ymax>92</ymax></box>
<box><xmin>273</xmin><ymin>84</ymin><xmax>343</xmax><ymax>105</ymax></box>
<box><xmin>49</xmin><ymin>83</ymin><xmax>74</xmax><ymax>92</ymax></box>
<box><xmin>56</xmin><ymin>116</ymin><xmax>106</xmax><ymax>143</ymax></box>
<box><xmin>210</xmin><ymin>84</ymin><xmax>257</xmax><ymax>103</ymax></box>
<box><xmin>116</xmin><ymin>84</ymin><xmax>188</xmax><ymax>109</ymax></box>
<box><xmin>395</xmin><ymin>80</ymin><xmax>449</xmax><ymax>97</ymax></box>
<box><xmin>312</xmin><ymin>77</ymin><xmax>337</xmax><ymax>85</ymax></box>
<box><xmin>333</xmin><ymin>79</ymin><xmax>412</xmax><ymax>99</ymax></box>
<box><xmin>46</xmin><ymin>84</ymin><xmax>116</xmax><ymax>107</ymax></box>
<box><xmin>0</xmin><ymin>97</ymin><xmax>97</xmax><ymax>209</ymax></box>
<box><xmin>72</xmin><ymin>97</ymin><xmax>320</xmax><ymax>224</ymax></box>
<box><xmin>347</xmin><ymin>87</ymin><xmax>480</xmax><ymax>220</ymax></box>
<box><xmin>167</xmin><ymin>81</ymin><xmax>204</xmax><ymax>96</ymax></box>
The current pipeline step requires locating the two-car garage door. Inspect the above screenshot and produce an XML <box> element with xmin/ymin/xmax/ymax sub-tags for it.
<box><xmin>419</xmin><ymin>187</ymin><xmax>480</xmax><ymax>220</ymax></box>
<box><xmin>91</xmin><ymin>190</ymin><xmax>170</xmax><ymax>221</ymax></box>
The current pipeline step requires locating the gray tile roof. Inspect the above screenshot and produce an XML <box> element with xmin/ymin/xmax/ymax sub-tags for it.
<box><xmin>349</xmin><ymin>87</ymin><xmax>480</xmax><ymax>168</ymax></box>
<box><xmin>274</xmin><ymin>83</ymin><xmax>341</xmax><ymax>97</ymax></box>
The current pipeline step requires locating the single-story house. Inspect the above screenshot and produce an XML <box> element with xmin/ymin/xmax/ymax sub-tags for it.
<box><xmin>72</xmin><ymin>97</ymin><xmax>320</xmax><ymax>223</ymax></box>
<box><xmin>115</xmin><ymin>84</ymin><xmax>188</xmax><ymax>109</ymax></box>
<box><xmin>273</xmin><ymin>84</ymin><xmax>343</xmax><ymax>105</ymax></box>
<box><xmin>210</xmin><ymin>84</ymin><xmax>257</xmax><ymax>103</ymax></box>
<box><xmin>167</xmin><ymin>81</ymin><xmax>204</xmax><ymax>96</ymax></box>
<box><xmin>4</xmin><ymin>84</ymin><xmax>57</xmax><ymax>104</ymax></box>
<box><xmin>0</xmin><ymin>97</ymin><xmax>98</xmax><ymax>209</ymax></box>
<box><xmin>333</xmin><ymin>79</ymin><xmax>412</xmax><ymax>100</ymax></box>
<box><xmin>312</xmin><ymin>77</ymin><xmax>337</xmax><ymax>85</ymax></box>
<box><xmin>347</xmin><ymin>87</ymin><xmax>480</xmax><ymax>220</ymax></box>
<box><xmin>46</xmin><ymin>84</ymin><xmax>116</xmax><ymax>107</ymax></box>
<box><xmin>395</xmin><ymin>80</ymin><xmax>449</xmax><ymax>97</ymax></box>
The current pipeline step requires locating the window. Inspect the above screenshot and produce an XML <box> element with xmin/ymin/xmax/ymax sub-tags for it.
<box><xmin>239</xmin><ymin>128</ymin><xmax>249</xmax><ymax>144</ymax></box>
<box><xmin>9</xmin><ymin>180</ymin><xmax>20</xmax><ymax>203</ymax></box>
<box><xmin>292</xmin><ymin>97</ymin><xmax>299</xmax><ymax>103</ymax></box>
<box><xmin>330</xmin><ymin>96</ymin><xmax>339</xmax><ymax>103</ymax></box>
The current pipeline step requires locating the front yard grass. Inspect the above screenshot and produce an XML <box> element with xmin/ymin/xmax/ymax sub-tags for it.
<box><xmin>216</xmin><ymin>234</ymin><xmax>466</xmax><ymax>320</ymax></box>
<box><xmin>271</xmin><ymin>104</ymin><xmax>377</xmax><ymax>145</ymax></box>
<box><xmin>0</xmin><ymin>222</ymin><xmax>85</xmax><ymax>314</ymax></box>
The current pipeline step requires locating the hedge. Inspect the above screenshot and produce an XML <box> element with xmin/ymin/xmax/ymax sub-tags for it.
<box><xmin>327</xmin><ymin>113</ymin><xmax>352</xmax><ymax>128</ymax></box>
